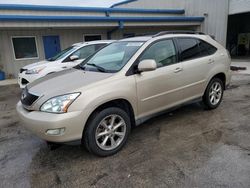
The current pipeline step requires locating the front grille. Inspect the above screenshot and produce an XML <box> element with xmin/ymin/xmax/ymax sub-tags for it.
<box><xmin>20</xmin><ymin>68</ymin><xmax>27</xmax><ymax>73</ymax></box>
<box><xmin>21</xmin><ymin>88</ymin><xmax>39</xmax><ymax>107</ymax></box>
<box><xmin>21</xmin><ymin>78</ymin><xmax>29</xmax><ymax>85</ymax></box>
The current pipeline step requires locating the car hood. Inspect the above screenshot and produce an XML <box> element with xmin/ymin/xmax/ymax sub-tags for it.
<box><xmin>22</xmin><ymin>60</ymin><xmax>52</xmax><ymax>70</ymax></box>
<box><xmin>27</xmin><ymin>68</ymin><xmax>114</xmax><ymax>96</ymax></box>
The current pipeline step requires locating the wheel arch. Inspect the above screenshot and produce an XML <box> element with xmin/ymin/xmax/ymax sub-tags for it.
<box><xmin>84</xmin><ymin>98</ymin><xmax>136</xmax><ymax>130</ymax></box>
<box><xmin>207</xmin><ymin>72</ymin><xmax>226</xmax><ymax>90</ymax></box>
<box><xmin>212</xmin><ymin>72</ymin><xmax>226</xmax><ymax>89</ymax></box>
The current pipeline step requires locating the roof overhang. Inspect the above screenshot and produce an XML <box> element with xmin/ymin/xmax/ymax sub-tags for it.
<box><xmin>0</xmin><ymin>15</ymin><xmax>204</xmax><ymax>22</ymax></box>
<box><xmin>0</xmin><ymin>4</ymin><xmax>204</xmax><ymax>29</ymax></box>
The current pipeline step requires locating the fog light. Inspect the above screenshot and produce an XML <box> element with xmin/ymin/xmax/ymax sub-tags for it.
<box><xmin>46</xmin><ymin>128</ymin><xmax>65</xmax><ymax>136</ymax></box>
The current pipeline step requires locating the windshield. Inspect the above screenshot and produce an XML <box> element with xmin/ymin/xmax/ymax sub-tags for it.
<box><xmin>47</xmin><ymin>46</ymin><xmax>77</xmax><ymax>61</ymax></box>
<box><xmin>80</xmin><ymin>41</ymin><xmax>144</xmax><ymax>73</ymax></box>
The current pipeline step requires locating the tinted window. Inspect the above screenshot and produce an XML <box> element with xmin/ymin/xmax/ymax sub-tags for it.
<box><xmin>178</xmin><ymin>38</ymin><xmax>200</xmax><ymax>61</ymax></box>
<box><xmin>197</xmin><ymin>39</ymin><xmax>217</xmax><ymax>56</ymax></box>
<box><xmin>140</xmin><ymin>39</ymin><xmax>177</xmax><ymax>67</ymax></box>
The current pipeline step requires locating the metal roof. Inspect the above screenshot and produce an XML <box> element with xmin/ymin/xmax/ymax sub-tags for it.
<box><xmin>0</xmin><ymin>4</ymin><xmax>185</xmax><ymax>14</ymax></box>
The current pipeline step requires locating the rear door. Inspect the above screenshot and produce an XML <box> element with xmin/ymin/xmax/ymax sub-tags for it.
<box><xmin>135</xmin><ymin>39</ymin><xmax>184</xmax><ymax>118</ymax></box>
<box><xmin>176</xmin><ymin>37</ymin><xmax>217</xmax><ymax>100</ymax></box>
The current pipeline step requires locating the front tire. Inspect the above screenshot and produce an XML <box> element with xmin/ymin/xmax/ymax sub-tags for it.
<box><xmin>83</xmin><ymin>107</ymin><xmax>131</xmax><ymax>157</ymax></box>
<box><xmin>202</xmin><ymin>78</ymin><xmax>224</xmax><ymax>110</ymax></box>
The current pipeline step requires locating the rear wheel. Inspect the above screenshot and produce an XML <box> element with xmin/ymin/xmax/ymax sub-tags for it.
<box><xmin>83</xmin><ymin>107</ymin><xmax>131</xmax><ymax>157</ymax></box>
<box><xmin>202</xmin><ymin>78</ymin><xmax>224</xmax><ymax>110</ymax></box>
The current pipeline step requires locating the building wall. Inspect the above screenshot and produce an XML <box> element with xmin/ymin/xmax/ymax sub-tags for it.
<box><xmin>229</xmin><ymin>0</ymin><xmax>250</xmax><ymax>15</ymax></box>
<box><xmin>0</xmin><ymin>29</ymin><xmax>107</xmax><ymax>77</ymax></box>
<box><xmin>117</xmin><ymin>0</ymin><xmax>229</xmax><ymax>46</ymax></box>
<box><xmin>0</xmin><ymin>0</ymin><xmax>225</xmax><ymax>77</ymax></box>
<box><xmin>111</xmin><ymin>25</ymin><xmax>200</xmax><ymax>39</ymax></box>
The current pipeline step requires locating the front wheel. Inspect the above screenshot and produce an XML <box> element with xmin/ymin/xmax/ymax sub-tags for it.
<box><xmin>202</xmin><ymin>78</ymin><xmax>224</xmax><ymax>110</ymax></box>
<box><xmin>83</xmin><ymin>107</ymin><xmax>131</xmax><ymax>157</ymax></box>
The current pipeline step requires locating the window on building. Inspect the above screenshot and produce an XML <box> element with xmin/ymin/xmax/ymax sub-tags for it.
<box><xmin>177</xmin><ymin>38</ymin><xmax>200</xmax><ymax>61</ymax></box>
<box><xmin>84</xmin><ymin>35</ymin><xmax>102</xmax><ymax>42</ymax></box>
<box><xmin>12</xmin><ymin>37</ymin><xmax>38</xmax><ymax>60</ymax></box>
<box><xmin>139</xmin><ymin>39</ymin><xmax>177</xmax><ymax>67</ymax></box>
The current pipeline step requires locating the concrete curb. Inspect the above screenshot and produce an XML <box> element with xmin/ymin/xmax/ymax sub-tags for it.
<box><xmin>0</xmin><ymin>79</ymin><xmax>17</xmax><ymax>86</ymax></box>
<box><xmin>231</xmin><ymin>61</ymin><xmax>250</xmax><ymax>75</ymax></box>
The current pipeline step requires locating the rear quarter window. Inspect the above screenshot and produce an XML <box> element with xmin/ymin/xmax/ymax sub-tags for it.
<box><xmin>177</xmin><ymin>37</ymin><xmax>218</xmax><ymax>62</ymax></box>
<box><xmin>197</xmin><ymin>39</ymin><xmax>217</xmax><ymax>57</ymax></box>
<box><xmin>177</xmin><ymin>38</ymin><xmax>200</xmax><ymax>61</ymax></box>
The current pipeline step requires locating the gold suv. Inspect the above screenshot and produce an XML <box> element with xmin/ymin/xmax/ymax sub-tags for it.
<box><xmin>17</xmin><ymin>31</ymin><xmax>231</xmax><ymax>156</ymax></box>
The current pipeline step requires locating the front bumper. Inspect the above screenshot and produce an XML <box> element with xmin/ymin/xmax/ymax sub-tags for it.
<box><xmin>16</xmin><ymin>101</ymin><xmax>86</xmax><ymax>143</ymax></box>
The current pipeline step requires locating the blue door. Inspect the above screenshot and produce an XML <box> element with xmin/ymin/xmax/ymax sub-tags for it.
<box><xmin>43</xmin><ymin>35</ymin><xmax>61</xmax><ymax>59</ymax></box>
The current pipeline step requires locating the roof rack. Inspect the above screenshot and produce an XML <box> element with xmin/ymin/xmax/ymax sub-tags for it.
<box><xmin>153</xmin><ymin>30</ymin><xmax>205</xmax><ymax>37</ymax></box>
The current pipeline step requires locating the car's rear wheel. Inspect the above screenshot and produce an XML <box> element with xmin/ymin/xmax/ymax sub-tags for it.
<box><xmin>202</xmin><ymin>78</ymin><xmax>224</xmax><ymax>109</ymax></box>
<box><xmin>83</xmin><ymin>107</ymin><xmax>131</xmax><ymax>157</ymax></box>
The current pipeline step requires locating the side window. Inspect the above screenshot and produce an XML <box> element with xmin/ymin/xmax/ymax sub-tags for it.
<box><xmin>72</xmin><ymin>45</ymin><xmax>96</xmax><ymax>59</ymax></box>
<box><xmin>197</xmin><ymin>39</ymin><xmax>217</xmax><ymax>57</ymax></box>
<box><xmin>139</xmin><ymin>39</ymin><xmax>177</xmax><ymax>67</ymax></box>
<box><xmin>178</xmin><ymin>38</ymin><xmax>200</xmax><ymax>61</ymax></box>
<box><xmin>94</xmin><ymin>43</ymin><xmax>106</xmax><ymax>51</ymax></box>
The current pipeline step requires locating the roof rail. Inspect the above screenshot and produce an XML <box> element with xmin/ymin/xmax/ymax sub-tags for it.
<box><xmin>153</xmin><ymin>30</ymin><xmax>205</xmax><ymax>37</ymax></box>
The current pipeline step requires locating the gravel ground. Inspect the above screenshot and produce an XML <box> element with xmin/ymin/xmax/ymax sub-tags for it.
<box><xmin>0</xmin><ymin>73</ymin><xmax>250</xmax><ymax>188</ymax></box>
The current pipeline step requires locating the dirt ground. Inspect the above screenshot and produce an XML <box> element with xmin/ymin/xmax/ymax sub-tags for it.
<box><xmin>0</xmin><ymin>73</ymin><xmax>250</xmax><ymax>188</ymax></box>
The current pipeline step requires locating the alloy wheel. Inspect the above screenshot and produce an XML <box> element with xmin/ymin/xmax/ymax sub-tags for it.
<box><xmin>209</xmin><ymin>82</ymin><xmax>222</xmax><ymax>105</ymax></box>
<box><xmin>95</xmin><ymin>114</ymin><xmax>126</xmax><ymax>151</ymax></box>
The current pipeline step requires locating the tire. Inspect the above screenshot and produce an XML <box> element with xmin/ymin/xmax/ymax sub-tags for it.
<box><xmin>202</xmin><ymin>78</ymin><xmax>224</xmax><ymax>110</ymax></box>
<box><xmin>83</xmin><ymin>107</ymin><xmax>131</xmax><ymax>157</ymax></box>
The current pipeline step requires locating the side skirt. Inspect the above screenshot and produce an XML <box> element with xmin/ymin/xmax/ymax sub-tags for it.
<box><xmin>135</xmin><ymin>97</ymin><xmax>202</xmax><ymax>126</ymax></box>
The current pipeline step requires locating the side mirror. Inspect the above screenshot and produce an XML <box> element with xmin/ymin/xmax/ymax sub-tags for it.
<box><xmin>138</xmin><ymin>59</ymin><xmax>157</xmax><ymax>72</ymax></box>
<box><xmin>69</xmin><ymin>55</ymin><xmax>79</xmax><ymax>61</ymax></box>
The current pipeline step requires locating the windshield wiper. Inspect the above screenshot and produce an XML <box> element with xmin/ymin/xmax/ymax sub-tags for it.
<box><xmin>86</xmin><ymin>63</ymin><xmax>107</xmax><ymax>72</ymax></box>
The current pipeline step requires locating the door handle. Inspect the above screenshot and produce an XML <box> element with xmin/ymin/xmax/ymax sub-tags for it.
<box><xmin>208</xmin><ymin>59</ymin><xmax>215</xmax><ymax>64</ymax></box>
<box><xmin>62</xmin><ymin>66</ymin><xmax>68</xmax><ymax>69</ymax></box>
<box><xmin>174</xmin><ymin>67</ymin><xmax>183</xmax><ymax>73</ymax></box>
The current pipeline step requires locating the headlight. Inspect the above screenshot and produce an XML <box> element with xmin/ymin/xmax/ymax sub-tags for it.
<box><xmin>40</xmin><ymin>93</ymin><xmax>80</xmax><ymax>113</ymax></box>
<box><xmin>26</xmin><ymin>66</ymin><xmax>46</xmax><ymax>74</ymax></box>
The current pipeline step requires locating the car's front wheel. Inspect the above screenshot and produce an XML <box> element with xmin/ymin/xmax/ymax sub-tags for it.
<box><xmin>83</xmin><ymin>107</ymin><xmax>131</xmax><ymax>157</ymax></box>
<box><xmin>202</xmin><ymin>78</ymin><xmax>224</xmax><ymax>109</ymax></box>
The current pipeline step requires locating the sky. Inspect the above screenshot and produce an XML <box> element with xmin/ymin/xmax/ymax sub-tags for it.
<box><xmin>0</xmin><ymin>0</ymin><xmax>124</xmax><ymax>7</ymax></box>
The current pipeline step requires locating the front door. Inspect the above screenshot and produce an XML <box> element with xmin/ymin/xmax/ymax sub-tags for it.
<box><xmin>135</xmin><ymin>39</ymin><xmax>184</xmax><ymax>118</ymax></box>
<box><xmin>43</xmin><ymin>35</ymin><xmax>61</xmax><ymax>59</ymax></box>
